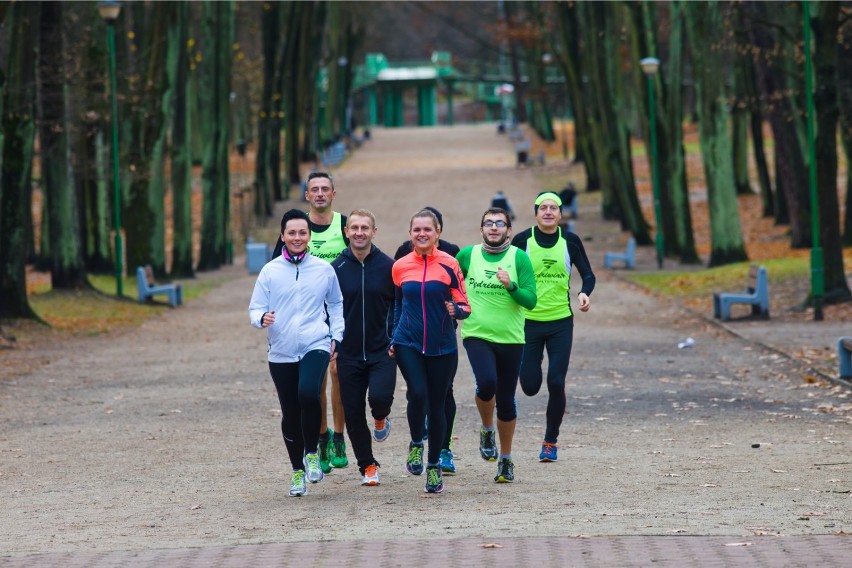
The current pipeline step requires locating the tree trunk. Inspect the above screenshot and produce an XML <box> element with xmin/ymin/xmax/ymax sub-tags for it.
<box><xmin>731</xmin><ymin>110</ymin><xmax>751</xmax><ymax>195</ymax></box>
<box><xmin>39</xmin><ymin>1</ymin><xmax>88</xmax><ymax>289</ymax></box>
<box><xmin>170</xmin><ymin>1</ymin><xmax>194</xmax><ymax>278</ymax></box>
<box><xmin>197</xmin><ymin>0</ymin><xmax>233</xmax><ymax>271</ymax></box>
<box><xmin>810</xmin><ymin>2</ymin><xmax>850</xmax><ymax>302</ymax></box>
<box><xmin>0</xmin><ymin>1</ymin><xmax>41</xmax><ymax>318</ymax></box>
<box><xmin>837</xmin><ymin>1</ymin><xmax>852</xmax><ymax>245</ymax></box>
<box><xmin>750</xmin><ymin>112</ymin><xmax>774</xmax><ymax>218</ymax></box>
<box><xmin>685</xmin><ymin>1</ymin><xmax>748</xmax><ymax>267</ymax></box>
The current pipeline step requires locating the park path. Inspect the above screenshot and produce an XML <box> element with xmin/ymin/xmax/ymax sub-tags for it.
<box><xmin>1</xmin><ymin>124</ymin><xmax>850</xmax><ymax>566</ymax></box>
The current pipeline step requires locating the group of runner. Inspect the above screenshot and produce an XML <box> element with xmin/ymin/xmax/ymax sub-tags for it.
<box><xmin>248</xmin><ymin>171</ymin><xmax>596</xmax><ymax>496</ymax></box>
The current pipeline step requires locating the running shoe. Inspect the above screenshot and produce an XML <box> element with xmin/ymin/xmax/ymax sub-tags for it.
<box><xmin>303</xmin><ymin>452</ymin><xmax>324</xmax><ymax>483</ymax></box>
<box><xmin>440</xmin><ymin>449</ymin><xmax>456</xmax><ymax>475</ymax></box>
<box><xmin>330</xmin><ymin>436</ymin><xmax>349</xmax><ymax>468</ymax></box>
<box><xmin>424</xmin><ymin>466</ymin><xmax>444</xmax><ymax>494</ymax></box>
<box><xmin>289</xmin><ymin>469</ymin><xmax>307</xmax><ymax>497</ymax></box>
<box><xmin>539</xmin><ymin>442</ymin><xmax>558</xmax><ymax>462</ymax></box>
<box><xmin>361</xmin><ymin>464</ymin><xmax>380</xmax><ymax>486</ymax></box>
<box><xmin>373</xmin><ymin>417</ymin><xmax>391</xmax><ymax>442</ymax></box>
<box><xmin>479</xmin><ymin>428</ymin><xmax>498</xmax><ymax>461</ymax></box>
<box><xmin>405</xmin><ymin>442</ymin><xmax>424</xmax><ymax>476</ymax></box>
<box><xmin>495</xmin><ymin>458</ymin><xmax>515</xmax><ymax>483</ymax></box>
<box><xmin>318</xmin><ymin>429</ymin><xmax>332</xmax><ymax>473</ymax></box>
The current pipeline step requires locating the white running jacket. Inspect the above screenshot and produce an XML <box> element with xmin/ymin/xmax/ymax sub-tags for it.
<box><xmin>249</xmin><ymin>253</ymin><xmax>344</xmax><ymax>363</ymax></box>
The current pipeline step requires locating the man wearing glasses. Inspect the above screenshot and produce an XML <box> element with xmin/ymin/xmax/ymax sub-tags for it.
<box><xmin>511</xmin><ymin>192</ymin><xmax>595</xmax><ymax>464</ymax></box>
<box><xmin>456</xmin><ymin>208</ymin><xmax>537</xmax><ymax>483</ymax></box>
<box><xmin>272</xmin><ymin>172</ymin><xmax>350</xmax><ymax>473</ymax></box>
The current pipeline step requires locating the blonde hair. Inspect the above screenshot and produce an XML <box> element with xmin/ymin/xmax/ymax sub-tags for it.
<box><xmin>347</xmin><ymin>208</ymin><xmax>376</xmax><ymax>228</ymax></box>
<box><xmin>409</xmin><ymin>208</ymin><xmax>440</xmax><ymax>231</ymax></box>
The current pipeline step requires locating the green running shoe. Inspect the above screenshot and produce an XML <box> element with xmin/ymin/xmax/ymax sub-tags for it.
<box><xmin>289</xmin><ymin>469</ymin><xmax>307</xmax><ymax>497</ymax></box>
<box><xmin>479</xmin><ymin>428</ymin><xmax>498</xmax><ymax>461</ymax></box>
<box><xmin>424</xmin><ymin>466</ymin><xmax>444</xmax><ymax>493</ymax></box>
<box><xmin>318</xmin><ymin>429</ymin><xmax>332</xmax><ymax>473</ymax></box>
<box><xmin>405</xmin><ymin>442</ymin><xmax>424</xmax><ymax>476</ymax></box>
<box><xmin>330</xmin><ymin>436</ymin><xmax>349</xmax><ymax>468</ymax></box>
<box><xmin>495</xmin><ymin>458</ymin><xmax>515</xmax><ymax>483</ymax></box>
<box><xmin>303</xmin><ymin>452</ymin><xmax>324</xmax><ymax>484</ymax></box>
<box><xmin>440</xmin><ymin>449</ymin><xmax>456</xmax><ymax>475</ymax></box>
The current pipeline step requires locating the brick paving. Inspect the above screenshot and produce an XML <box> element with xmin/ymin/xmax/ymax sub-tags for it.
<box><xmin>3</xmin><ymin>535</ymin><xmax>851</xmax><ymax>567</ymax></box>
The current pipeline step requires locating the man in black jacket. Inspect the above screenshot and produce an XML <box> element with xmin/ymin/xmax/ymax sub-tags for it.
<box><xmin>332</xmin><ymin>209</ymin><xmax>397</xmax><ymax>487</ymax></box>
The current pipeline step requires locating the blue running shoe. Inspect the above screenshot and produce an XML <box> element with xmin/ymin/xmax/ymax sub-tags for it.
<box><xmin>424</xmin><ymin>466</ymin><xmax>444</xmax><ymax>493</ymax></box>
<box><xmin>539</xmin><ymin>442</ymin><xmax>558</xmax><ymax>462</ymax></box>
<box><xmin>440</xmin><ymin>449</ymin><xmax>456</xmax><ymax>475</ymax></box>
<box><xmin>479</xmin><ymin>428</ymin><xmax>498</xmax><ymax>461</ymax></box>
<box><xmin>405</xmin><ymin>442</ymin><xmax>424</xmax><ymax>476</ymax></box>
<box><xmin>373</xmin><ymin>417</ymin><xmax>391</xmax><ymax>442</ymax></box>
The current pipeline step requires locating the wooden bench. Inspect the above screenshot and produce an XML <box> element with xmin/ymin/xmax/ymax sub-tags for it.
<box><xmin>136</xmin><ymin>265</ymin><xmax>182</xmax><ymax>308</ymax></box>
<box><xmin>603</xmin><ymin>238</ymin><xmax>636</xmax><ymax>269</ymax></box>
<box><xmin>713</xmin><ymin>264</ymin><xmax>769</xmax><ymax>321</ymax></box>
<box><xmin>838</xmin><ymin>337</ymin><xmax>852</xmax><ymax>380</ymax></box>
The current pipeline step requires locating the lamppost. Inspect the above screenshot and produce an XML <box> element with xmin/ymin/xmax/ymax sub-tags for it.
<box><xmin>802</xmin><ymin>0</ymin><xmax>824</xmax><ymax>320</ymax></box>
<box><xmin>640</xmin><ymin>57</ymin><xmax>664</xmax><ymax>269</ymax></box>
<box><xmin>98</xmin><ymin>1</ymin><xmax>123</xmax><ymax>296</ymax></box>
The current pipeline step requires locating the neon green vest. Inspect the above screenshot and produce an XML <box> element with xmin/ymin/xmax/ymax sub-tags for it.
<box><xmin>461</xmin><ymin>246</ymin><xmax>525</xmax><ymax>344</ymax></box>
<box><xmin>524</xmin><ymin>230</ymin><xmax>571</xmax><ymax>321</ymax></box>
<box><xmin>309</xmin><ymin>212</ymin><xmax>346</xmax><ymax>263</ymax></box>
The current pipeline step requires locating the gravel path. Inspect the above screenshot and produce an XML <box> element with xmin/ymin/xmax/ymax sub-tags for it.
<box><xmin>1</xmin><ymin>125</ymin><xmax>850</xmax><ymax>557</ymax></box>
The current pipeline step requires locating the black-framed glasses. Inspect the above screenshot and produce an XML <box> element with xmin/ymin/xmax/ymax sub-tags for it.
<box><xmin>482</xmin><ymin>220</ymin><xmax>508</xmax><ymax>228</ymax></box>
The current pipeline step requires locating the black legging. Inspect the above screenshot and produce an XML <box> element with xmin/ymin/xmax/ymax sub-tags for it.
<box><xmin>395</xmin><ymin>345</ymin><xmax>457</xmax><ymax>465</ymax></box>
<box><xmin>463</xmin><ymin>337</ymin><xmax>524</xmax><ymax>422</ymax></box>
<box><xmin>337</xmin><ymin>354</ymin><xmax>397</xmax><ymax>473</ymax></box>
<box><xmin>519</xmin><ymin>316</ymin><xmax>574</xmax><ymax>444</ymax></box>
<box><xmin>268</xmin><ymin>350</ymin><xmax>330</xmax><ymax>470</ymax></box>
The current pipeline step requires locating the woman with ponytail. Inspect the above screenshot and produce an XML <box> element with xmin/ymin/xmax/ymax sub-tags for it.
<box><xmin>249</xmin><ymin>208</ymin><xmax>344</xmax><ymax>497</ymax></box>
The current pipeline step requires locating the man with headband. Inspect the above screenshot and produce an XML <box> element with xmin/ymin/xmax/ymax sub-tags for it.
<box><xmin>456</xmin><ymin>207</ymin><xmax>536</xmax><ymax>483</ymax></box>
<box><xmin>511</xmin><ymin>191</ymin><xmax>596</xmax><ymax>463</ymax></box>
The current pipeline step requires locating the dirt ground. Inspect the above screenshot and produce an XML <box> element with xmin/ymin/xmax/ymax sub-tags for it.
<box><xmin>1</xmin><ymin>125</ymin><xmax>850</xmax><ymax>557</ymax></box>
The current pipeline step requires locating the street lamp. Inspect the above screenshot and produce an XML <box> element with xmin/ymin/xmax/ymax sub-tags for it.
<box><xmin>98</xmin><ymin>1</ymin><xmax>123</xmax><ymax>296</ymax></box>
<box><xmin>640</xmin><ymin>57</ymin><xmax>664</xmax><ymax>269</ymax></box>
<box><xmin>802</xmin><ymin>0</ymin><xmax>824</xmax><ymax>320</ymax></box>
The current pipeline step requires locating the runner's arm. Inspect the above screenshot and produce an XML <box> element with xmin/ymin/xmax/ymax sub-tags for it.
<box><xmin>509</xmin><ymin>248</ymin><xmax>537</xmax><ymax>310</ymax></box>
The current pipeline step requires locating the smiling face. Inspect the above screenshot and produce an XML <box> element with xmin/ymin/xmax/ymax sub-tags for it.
<box><xmin>282</xmin><ymin>218</ymin><xmax>310</xmax><ymax>255</ymax></box>
<box><xmin>305</xmin><ymin>175</ymin><xmax>335</xmax><ymax>213</ymax></box>
<box><xmin>345</xmin><ymin>214</ymin><xmax>376</xmax><ymax>254</ymax></box>
<box><xmin>409</xmin><ymin>215</ymin><xmax>440</xmax><ymax>255</ymax></box>
<box><xmin>536</xmin><ymin>199</ymin><xmax>562</xmax><ymax>232</ymax></box>
<box><xmin>480</xmin><ymin>212</ymin><xmax>511</xmax><ymax>247</ymax></box>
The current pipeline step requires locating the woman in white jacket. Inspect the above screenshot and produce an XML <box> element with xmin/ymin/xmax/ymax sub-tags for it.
<box><xmin>249</xmin><ymin>209</ymin><xmax>344</xmax><ymax>497</ymax></box>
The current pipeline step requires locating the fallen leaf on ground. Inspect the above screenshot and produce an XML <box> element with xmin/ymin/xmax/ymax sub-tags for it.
<box><xmin>724</xmin><ymin>542</ymin><xmax>754</xmax><ymax>547</ymax></box>
<box><xmin>480</xmin><ymin>543</ymin><xmax>503</xmax><ymax>549</ymax></box>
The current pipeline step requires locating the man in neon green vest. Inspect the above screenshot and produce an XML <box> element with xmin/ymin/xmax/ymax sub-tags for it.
<box><xmin>511</xmin><ymin>192</ymin><xmax>596</xmax><ymax>463</ymax></box>
<box><xmin>456</xmin><ymin>207</ymin><xmax>537</xmax><ymax>483</ymax></box>
<box><xmin>272</xmin><ymin>172</ymin><xmax>350</xmax><ymax>473</ymax></box>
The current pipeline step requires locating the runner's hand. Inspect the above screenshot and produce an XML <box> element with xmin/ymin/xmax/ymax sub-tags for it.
<box><xmin>496</xmin><ymin>267</ymin><xmax>511</xmax><ymax>289</ymax></box>
<box><xmin>578</xmin><ymin>293</ymin><xmax>590</xmax><ymax>312</ymax></box>
<box><xmin>445</xmin><ymin>300</ymin><xmax>456</xmax><ymax>317</ymax></box>
<box><xmin>261</xmin><ymin>311</ymin><xmax>276</xmax><ymax>327</ymax></box>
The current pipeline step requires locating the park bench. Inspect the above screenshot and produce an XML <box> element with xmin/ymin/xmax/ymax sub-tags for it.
<box><xmin>712</xmin><ymin>264</ymin><xmax>769</xmax><ymax>321</ymax></box>
<box><xmin>136</xmin><ymin>265</ymin><xmax>182</xmax><ymax>308</ymax></box>
<box><xmin>603</xmin><ymin>238</ymin><xmax>636</xmax><ymax>269</ymax></box>
<box><xmin>321</xmin><ymin>141</ymin><xmax>347</xmax><ymax>168</ymax></box>
<box><xmin>838</xmin><ymin>337</ymin><xmax>852</xmax><ymax>380</ymax></box>
<box><xmin>246</xmin><ymin>237</ymin><xmax>270</xmax><ymax>274</ymax></box>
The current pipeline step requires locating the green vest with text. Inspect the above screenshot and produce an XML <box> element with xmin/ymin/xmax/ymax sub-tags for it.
<box><xmin>309</xmin><ymin>212</ymin><xmax>346</xmax><ymax>263</ymax></box>
<box><xmin>524</xmin><ymin>230</ymin><xmax>571</xmax><ymax>321</ymax></box>
<box><xmin>462</xmin><ymin>246</ymin><xmax>525</xmax><ymax>344</ymax></box>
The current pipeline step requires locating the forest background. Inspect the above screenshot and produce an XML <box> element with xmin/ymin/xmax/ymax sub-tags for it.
<box><xmin>0</xmin><ymin>1</ymin><xmax>849</xmax><ymax>355</ymax></box>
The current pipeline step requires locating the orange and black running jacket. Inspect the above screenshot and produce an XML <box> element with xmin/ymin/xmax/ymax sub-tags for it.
<box><xmin>391</xmin><ymin>248</ymin><xmax>470</xmax><ymax>356</ymax></box>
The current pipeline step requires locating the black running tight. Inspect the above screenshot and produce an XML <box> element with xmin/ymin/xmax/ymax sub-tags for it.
<box><xmin>268</xmin><ymin>350</ymin><xmax>330</xmax><ymax>470</ymax></box>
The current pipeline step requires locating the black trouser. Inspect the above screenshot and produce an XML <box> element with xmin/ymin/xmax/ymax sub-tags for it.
<box><xmin>337</xmin><ymin>354</ymin><xmax>397</xmax><ymax>474</ymax></box>
<box><xmin>268</xmin><ymin>350</ymin><xmax>330</xmax><ymax>470</ymax></box>
<box><xmin>395</xmin><ymin>345</ymin><xmax>457</xmax><ymax>465</ymax></box>
<box><xmin>519</xmin><ymin>316</ymin><xmax>574</xmax><ymax>444</ymax></box>
<box><xmin>463</xmin><ymin>337</ymin><xmax>524</xmax><ymax>422</ymax></box>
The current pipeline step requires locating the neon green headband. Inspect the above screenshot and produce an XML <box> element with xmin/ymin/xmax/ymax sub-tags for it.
<box><xmin>534</xmin><ymin>192</ymin><xmax>562</xmax><ymax>207</ymax></box>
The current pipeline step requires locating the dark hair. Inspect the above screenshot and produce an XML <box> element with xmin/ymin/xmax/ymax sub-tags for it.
<box><xmin>280</xmin><ymin>208</ymin><xmax>311</xmax><ymax>233</ymax></box>
<box><xmin>480</xmin><ymin>208</ymin><xmax>511</xmax><ymax>228</ymax></box>
<box><xmin>306</xmin><ymin>171</ymin><xmax>334</xmax><ymax>189</ymax></box>
<box><xmin>422</xmin><ymin>206</ymin><xmax>443</xmax><ymax>230</ymax></box>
